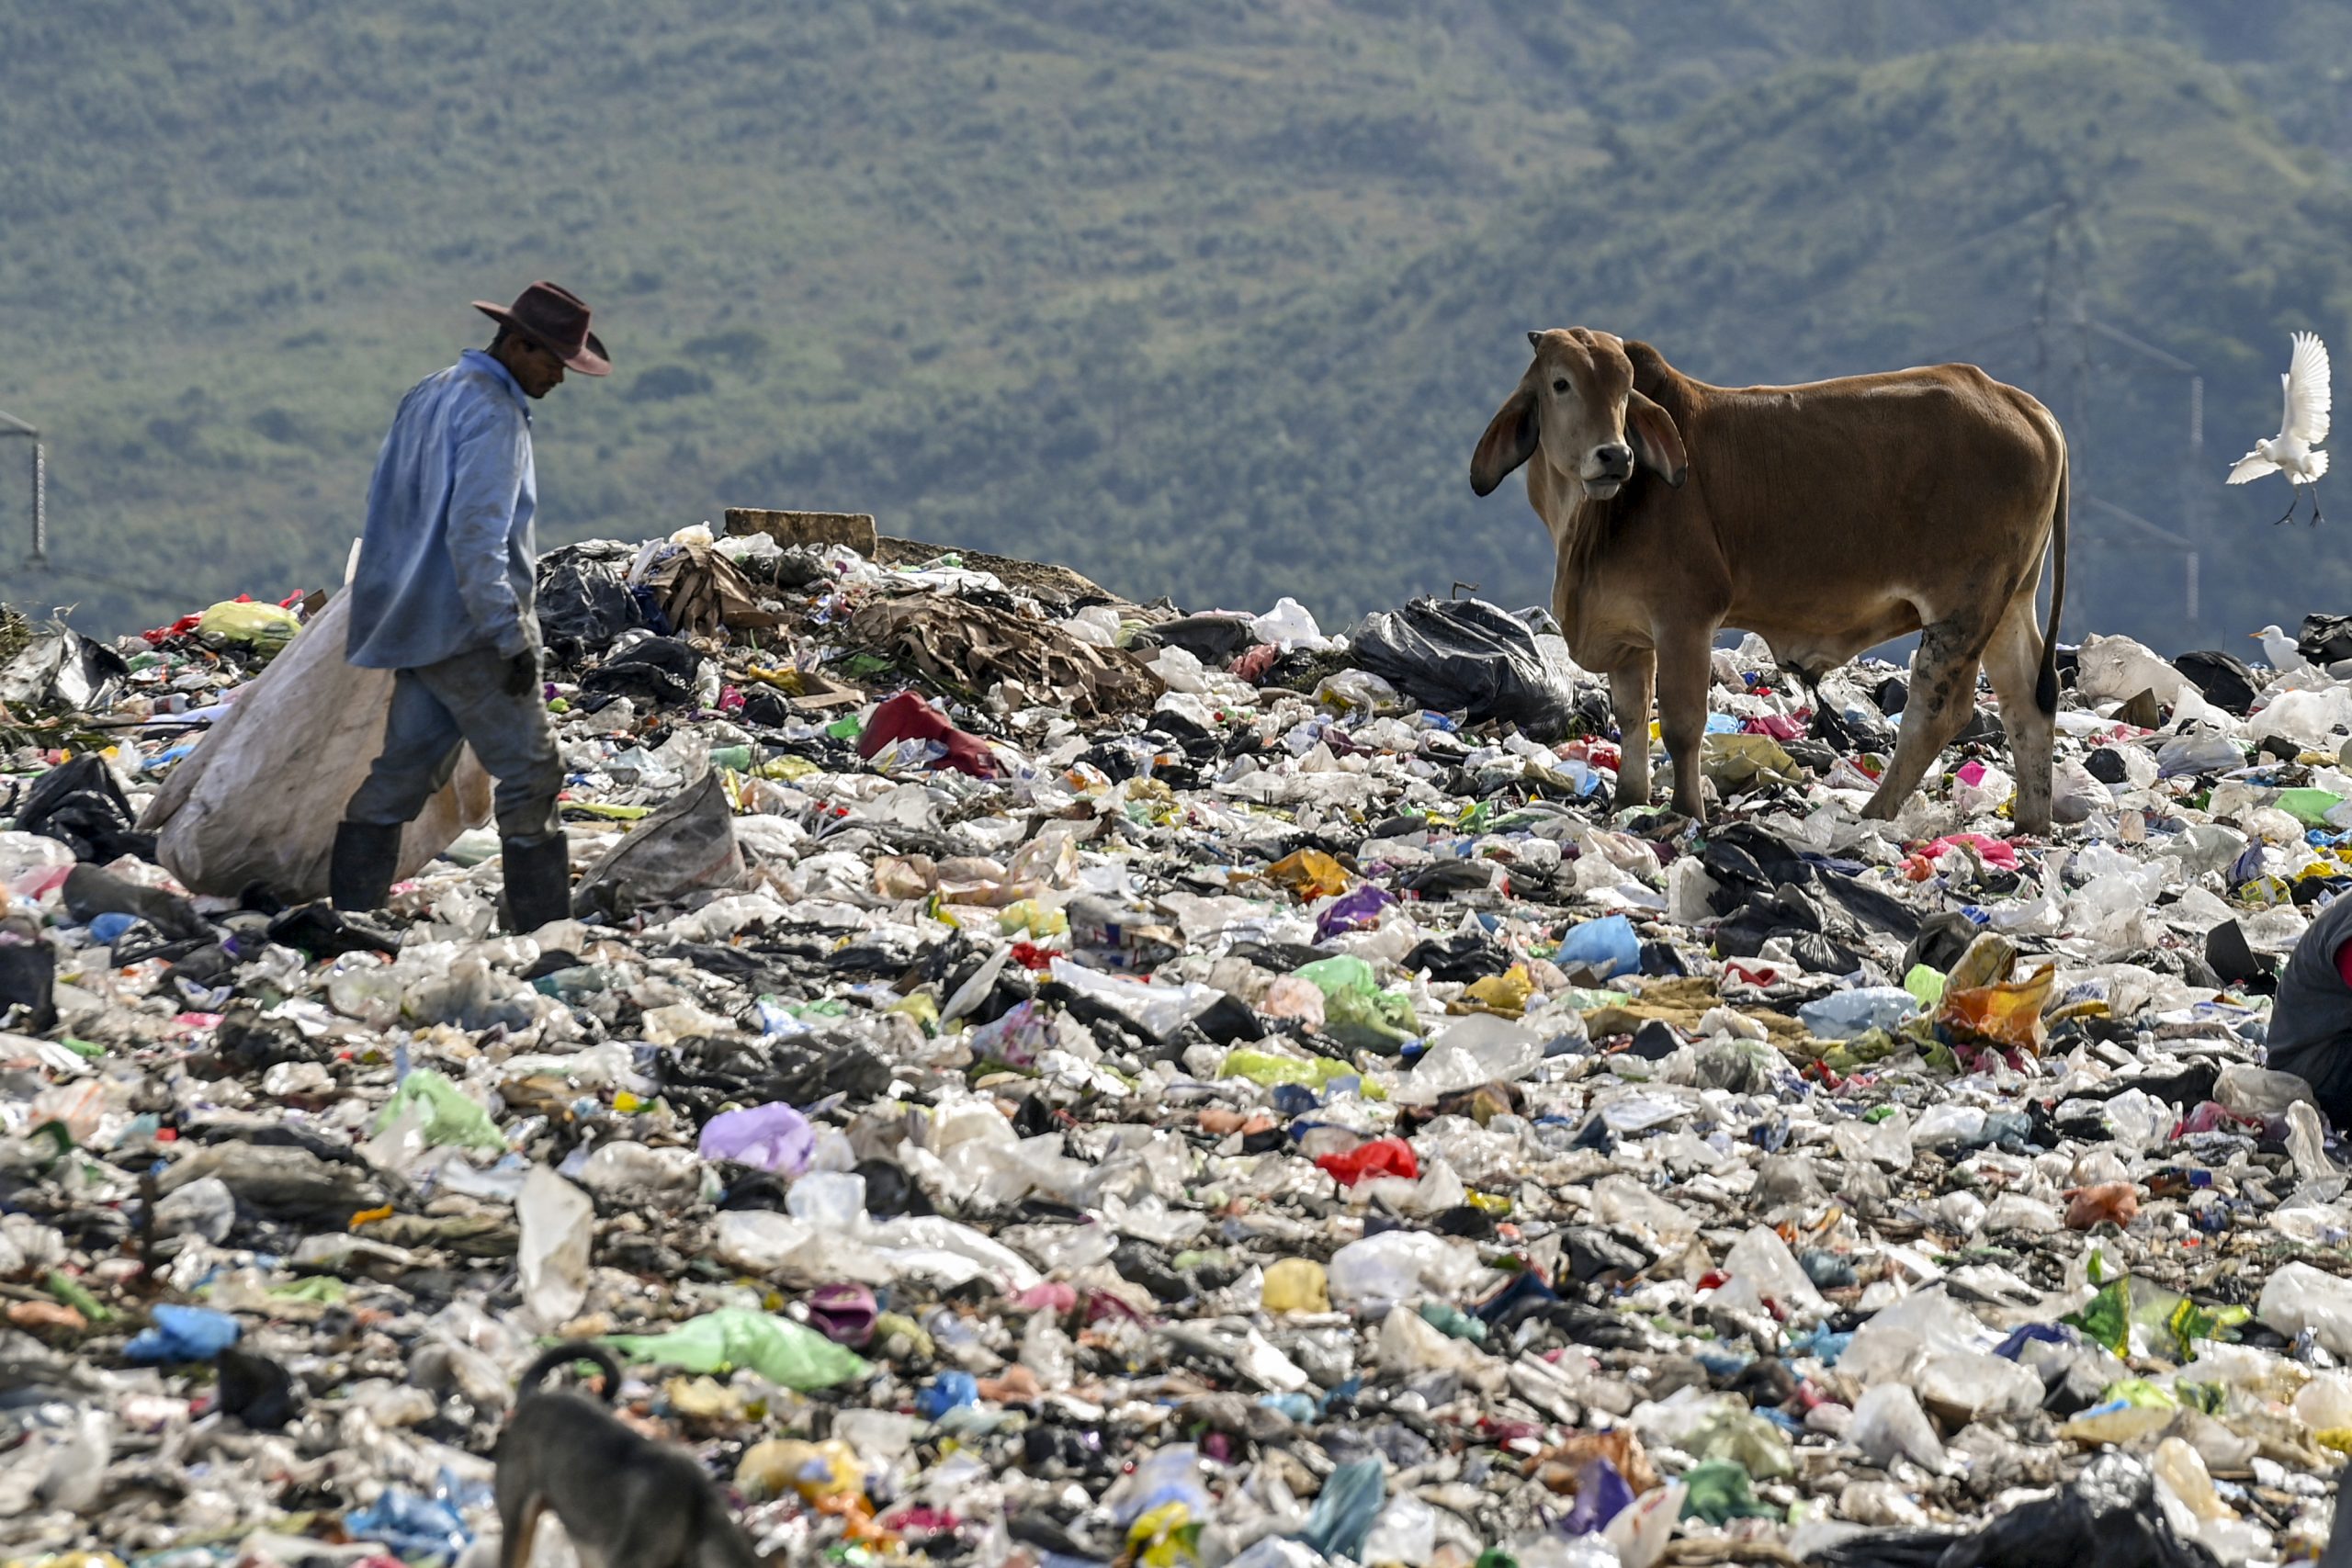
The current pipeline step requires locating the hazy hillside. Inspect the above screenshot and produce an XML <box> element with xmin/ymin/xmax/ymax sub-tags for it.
<box><xmin>1</xmin><ymin>1</ymin><xmax>2349</xmax><ymax>649</ymax></box>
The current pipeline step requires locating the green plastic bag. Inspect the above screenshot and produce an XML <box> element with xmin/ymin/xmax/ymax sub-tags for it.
<box><xmin>1903</xmin><ymin>963</ymin><xmax>1947</xmax><ymax>1010</ymax></box>
<box><xmin>370</xmin><ymin>1068</ymin><xmax>506</xmax><ymax>1154</ymax></box>
<box><xmin>2098</xmin><ymin>1376</ymin><xmax>2180</xmax><ymax>1410</ymax></box>
<box><xmin>1220</xmin><ymin>1051</ymin><xmax>1360</xmax><ymax>1089</ymax></box>
<box><xmin>600</xmin><ymin>1307</ymin><xmax>872</xmax><ymax>1390</ymax></box>
<box><xmin>1322</xmin><ymin>986</ymin><xmax>1419</xmax><ymax>1055</ymax></box>
<box><xmin>2065</xmin><ymin>1278</ymin><xmax>2132</xmax><ymax>1355</ymax></box>
<box><xmin>1679</xmin><ymin>1459</ymin><xmax>1780</xmax><ymax>1525</ymax></box>
<box><xmin>1688</xmin><ymin>1408</ymin><xmax>1795</xmax><ymax>1480</ymax></box>
<box><xmin>2278</xmin><ymin>788</ymin><xmax>2346</xmax><ymax>828</ymax></box>
<box><xmin>1293</xmin><ymin>954</ymin><xmax>1377</xmax><ymax>998</ymax></box>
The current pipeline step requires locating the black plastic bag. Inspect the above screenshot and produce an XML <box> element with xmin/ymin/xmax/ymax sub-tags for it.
<box><xmin>1400</xmin><ymin>932</ymin><xmax>1514</xmax><ymax>981</ymax></box>
<box><xmin>0</xmin><ymin>941</ymin><xmax>57</xmax><ymax>1032</ymax></box>
<box><xmin>1351</xmin><ymin>599</ymin><xmax>1575</xmax><ymax>736</ymax></box>
<box><xmin>2301</xmin><ymin>614</ymin><xmax>2352</xmax><ymax>665</ymax></box>
<box><xmin>63</xmin><ymin>863</ymin><xmax>209</xmax><ymax>942</ymax></box>
<box><xmin>215</xmin><ymin>1347</ymin><xmax>302</xmax><ymax>1430</ymax></box>
<box><xmin>653</xmin><ymin>1031</ymin><xmax>895</xmax><ymax>1122</ymax></box>
<box><xmin>537</xmin><ymin>547</ymin><xmax>649</xmax><ymax>663</ymax></box>
<box><xmin>1135</xmin><ymin>614</ymin><xmax>1261</xmax><ymax>665</ymax></box>
<box><xmin>579</xmin><ymin>636</ymin><xmax>699</xmax><ymax>707</ymax></box>
<box><xmin>1812</xmin><ymin>1453</ymin><xmax>2221</xmax><ymax>1568</ymax></box>
<box><xmin>17</xmin><ymin>755</ymin><xmax>155</xmax><ymax>863</ymax></box>
<box><xmin>2169</xmin><ymin>649</ymin><xmax>2261</xmax><ymax>716</ymax></box>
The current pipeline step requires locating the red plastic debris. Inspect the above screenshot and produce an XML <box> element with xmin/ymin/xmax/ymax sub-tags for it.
<box><xmin>857</xmin><ymin>692</ymin><xmax>1000</xmax><ymax>778</ymax></box>
<box><xmin>1315</xmin><ymin>1135</ymin><xmax>1419</xmax><ymax>1187</ymax></box>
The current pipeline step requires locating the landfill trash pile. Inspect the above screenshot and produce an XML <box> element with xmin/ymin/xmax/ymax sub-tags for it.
<box><xmin>7</xmin><ymin>522</ymin><xmax>2352</xmax><ymax>1567</ymax></box>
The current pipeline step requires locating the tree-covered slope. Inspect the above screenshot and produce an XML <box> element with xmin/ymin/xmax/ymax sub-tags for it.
<box><xmin>1</xmin><ymin>4</ymin><xmax>2347</xmax><ymax>647</ymax></box>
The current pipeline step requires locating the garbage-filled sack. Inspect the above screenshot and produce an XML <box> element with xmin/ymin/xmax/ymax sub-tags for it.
<box><xmin>1351</xmin><ymin>597</ymin><xmax>1576</xmax><ymax>736</ymax></box>
<box><xmin>140</xmin><ymin>591</ymin><xmax>492</xmax><ymax>898</ymax></box>
<box><xmin>571</xmin><ymin>769</ymin><xmax>744</xmax><ymax>919</ymax></box>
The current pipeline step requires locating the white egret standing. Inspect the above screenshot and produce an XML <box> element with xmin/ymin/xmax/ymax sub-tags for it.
<box><xmin>2253</xmin><ymin>623</ymin><xmax>2308</xmax><ymax>672</ymax></box>
<box><xmin>2228</xmin><ymin>331</ymin><xmax>2331</xmax><ymax>525</ymax></box>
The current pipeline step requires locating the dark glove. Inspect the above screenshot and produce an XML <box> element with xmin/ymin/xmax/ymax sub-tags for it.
<box><xmin>503</xmin><ymin>648</ymin><xmax>542</xmax><ymax>698</ymax></box>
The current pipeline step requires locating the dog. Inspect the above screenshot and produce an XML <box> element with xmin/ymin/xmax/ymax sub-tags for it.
<box><xmin>495</xmin><ymin>1342</ymin><xmax>763</xmax><ymax>1568</ymax></box>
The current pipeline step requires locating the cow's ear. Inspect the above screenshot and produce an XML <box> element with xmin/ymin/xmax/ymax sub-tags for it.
<box><xmin>1471</xmin><ymin>389</ymin><xmax>1539</xmax><ymax>496</ymax></box>
<box><xmin>1627</xmin><ymin>389</ymin><xmax>1688</xmax><ymax>488</ymax></box>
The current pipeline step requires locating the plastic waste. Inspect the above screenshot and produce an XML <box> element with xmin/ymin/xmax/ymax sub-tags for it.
<box><xmin>2259</xmin><ymin>1261</ymin><xmax>2352</xmax><ymax>1356</ymax></box>
<box><xmin>698</xmin><ymin>1101</ymin><xmax>816</xmax><ymax>1174</ymax></box>
<box><xmin>1261</xmin><ymin>1258</ymin><xmax>1331</xmax><ymax>1314</ymax></box>
<box><xmin>571</xmin><ymin>769</ymin><xmax>744</xmax><ymax>918</ymax></box>
<box><xmin>124</xmin><ymin>1303</ymin><xmax>243</xmax><ymax>1362</ymax></box>
<box><xmin>1847</xmin><ymin>1382</ymin><xmax>1946</xmax><ymax>1471</ymax></box>
<box><xmin>369</xmin><ymin>1067</ymin><xmax>508</xmax><ymax>1156</ymax></box>
<box><xmin>36</xmin><ymin>527</ymin><xmax>2352</xmax><ymax>1562</ymax></box>
<box><xmin>516</xmin><ymin>1165</ymin><xmax>594</xmax><ymax>1326</ymax></box>
<box><xmin>1351</xmin><ymin>598</ymin><xmax>1575</xmax><ymax>734</ymax></box>
<box><xmin>601</xmin><ymin>1307</ymin><xmax>873</xmax><ymax>1390</ymax></box>
<box><xmin>1798</xmin><ymin>987</ymin><xmax>1921</xmax><ymax>1040</ymax></box>
<box><xmin>1555</xmin><ymin>914</ymin><xmax>1641</xmax><ymax>979</ymax></box>
<box><xmin>1297</xmin><ymin>1458</ymin><xmax>1385</xmax><ymax>1560</ymax></box>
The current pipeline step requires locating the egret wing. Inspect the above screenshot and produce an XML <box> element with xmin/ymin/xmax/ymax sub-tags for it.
<box><xmin>2229</xmin><ymin>450</ymin><xmax>2279</xmax><ymax>484</ymax></box>
<box><xmin>2286</xmin><ymin>332</ymin><xmax>2332</xmax><ymax>446</ymax></box>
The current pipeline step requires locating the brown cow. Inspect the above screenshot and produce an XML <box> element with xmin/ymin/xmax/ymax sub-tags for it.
<box><xmin>1471</xmin><ymin>329</ymin><xmax>2068</xmax><ymax>834</ymax></box>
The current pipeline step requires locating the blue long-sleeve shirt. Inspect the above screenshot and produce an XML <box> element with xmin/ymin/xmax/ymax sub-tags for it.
<box><xmin>345</xmin><ymin>350</ymin><xmax>538</xmax><ymax>669</ymax></box>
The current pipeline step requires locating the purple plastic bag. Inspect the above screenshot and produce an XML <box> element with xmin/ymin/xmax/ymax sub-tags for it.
<box><xmin>697</xmin><ymin>1101</ymin><xmax>815</xmax><ymax>1174</ymax></box>
<box><xmin>806</xmin><ymin>1282</ymin><xmax>879</xmax><ymax>1347</ymax></box>
<box><xmin>1314</xmin><ymin>885</ymin><xmax>1396</xmax><ymax>942</ymax></box>
<box><xmin>1564</xmin><ymin>1459</ymin><xmax>1634</xmax><ymax>1534</ymax></box>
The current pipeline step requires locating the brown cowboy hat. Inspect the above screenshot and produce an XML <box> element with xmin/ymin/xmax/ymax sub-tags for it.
<box><xmin>471</xmin><ymin>281</ymin><xmax>612</xmax><ymax>377</ymax></box>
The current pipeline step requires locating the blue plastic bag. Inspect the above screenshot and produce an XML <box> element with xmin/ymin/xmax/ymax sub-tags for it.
<box><xmin>1555</xmin><ymin>914</ymin><xmax>1640</xmax><ymax>979</ymax></box>
<box><xmin>124</xmin><ymin>1303</ymin><xmax>242</xmax><ymax>1363</ymax></box>
<box><xmin>345</xmin><ymin>1486</ymin><xmax>471</xmax><ymax>1561</ymax></box>
<box><xmin>916</xmin><ymin>1368</ymin><xmax>979</xmax><ymax>1419</ymax></box>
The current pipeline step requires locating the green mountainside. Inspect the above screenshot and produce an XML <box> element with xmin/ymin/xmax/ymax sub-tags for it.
<box><xmin>2</xmin><ymin>2</ymin><xmax>2349</xmax><ymax>649</ymax></box>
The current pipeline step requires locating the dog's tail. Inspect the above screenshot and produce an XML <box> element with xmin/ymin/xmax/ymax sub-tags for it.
<box><xmin>515</xmin><ymin>1342</ymin><xmax>623</xmax><ymax>1403</ymax></box>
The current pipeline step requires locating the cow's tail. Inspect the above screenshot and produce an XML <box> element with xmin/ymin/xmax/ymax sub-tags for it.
<box><xmin>2035</xmin><ymin>448</ymin><xmax>2068</xmax><ymax>716</ymax></box>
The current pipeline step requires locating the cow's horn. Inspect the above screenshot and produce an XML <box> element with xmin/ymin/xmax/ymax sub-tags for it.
<box><xmin>1526</xmin><ymin>331</ymin><xmax>1543</xmax><ymax>351</ymax></box>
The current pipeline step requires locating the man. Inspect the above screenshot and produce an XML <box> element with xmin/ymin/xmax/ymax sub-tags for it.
<box><xmin>2266</xmin><ymin>895</ymin><xmax>2352</xmax><ymax>1125</ymax></box>
<box><xmin>330</xmin><ymin>282</ymin><xmax>611</xmax><ymax>931</ymax></box>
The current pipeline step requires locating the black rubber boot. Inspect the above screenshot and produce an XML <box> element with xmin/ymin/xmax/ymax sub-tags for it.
<box><xmin>328</xmin><ymin>821</ymin><xmax>403</xmax><ymax>912</ymax></box>
<box><xmin>501</xmin><ymin>834</ymin><xmax>572</xmax><ymax>934</ymax></box>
